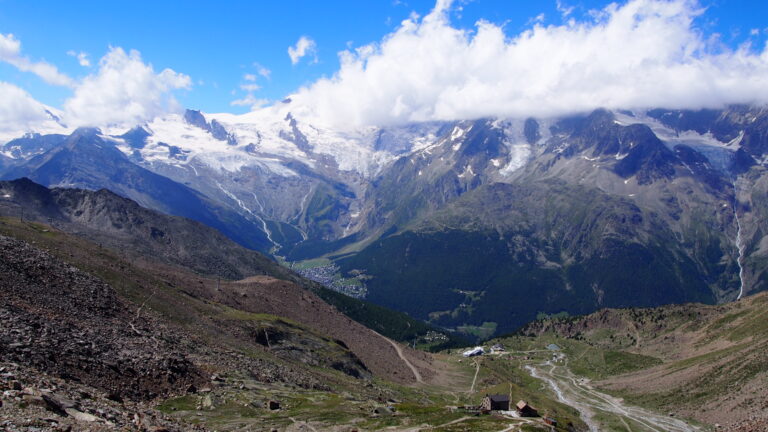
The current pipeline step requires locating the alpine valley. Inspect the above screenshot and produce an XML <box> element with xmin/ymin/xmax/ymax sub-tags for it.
<box><xmin>3</xmin><ymin>103</ymin><xmax>768</xmax><ymax>339</ymax></box>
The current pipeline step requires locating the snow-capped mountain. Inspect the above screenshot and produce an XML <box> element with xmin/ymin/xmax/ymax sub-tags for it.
<box><xmin>3</xmin><ymin>104</ymin><xmax>768</xmax><ymax>337</ymax></box>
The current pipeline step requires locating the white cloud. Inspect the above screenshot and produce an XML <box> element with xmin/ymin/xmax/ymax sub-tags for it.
<box><xmin>234</xmin><ymin>67</ymin><xmax>270</xmax><ymax>109</ymax></box>
<box><xmin>0</xmin><ymin>82</ymin><xmax>50</xmax><ymax>132</ymax></box>
<box><xmin>64</xmin><ymin>47</ymin><xmax>191</xmax><ymax>127</ymax></box>
<box><xmin>288</xmin><ymin>36</ymin><xmax>317</xmax><ymax>65</ymax></box>
<box><xmin>556</xmin><ymin>0</ymin><xmax>575</xmax><ymax>18</ymax></box>
<box><xmin>230</xmin><ymin>93</ymin><xmax>269</xmax><ymax>109</ymax></box>
<box><xmin>240</xmin><ymin>83</ymin><xmax>261</xmax><ymax>92</ymax></box>
<box><xmin>0</xmin><ymin>33</ymin><xmax>74</xmax><ymax>87</ymax></box>
<box><xmin>255</xmin><ymin>63</ymin><xmax>271</xmax><ymax>79</ymax></box>
<box><xmin>67</xmin><ymin>50</ymin><xmax>91</xmax><ymax>67</ymax></box>
<box><xmin>285</xmin><ymin>0</ymin><xmax>768</xmax><ymax>128</ymax></box>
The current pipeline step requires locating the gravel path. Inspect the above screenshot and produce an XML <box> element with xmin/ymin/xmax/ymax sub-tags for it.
<box><xmin>525</xmin><ymin>356</ymin><xmax>699</xmax><ymax>432</ymax></box>
<box><xmin>379</xmin><ymin>333</ymin><xmax>424</xmax><ymax>383</ymax></box>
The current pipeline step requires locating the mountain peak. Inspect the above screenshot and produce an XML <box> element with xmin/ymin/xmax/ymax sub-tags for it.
<box><xmin>183</xmin><ymin>109</ymin><xmax>208</xmax><ymax>129</ymax></box>
<box><xmin>70</xmin><ymin>127</ymin><xmax>102</xmax><ymax>138</ymax></box>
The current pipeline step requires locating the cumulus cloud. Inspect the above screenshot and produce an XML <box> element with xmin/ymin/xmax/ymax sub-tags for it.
<box><xmin>286</xmin><ymin>0</ymin><xmax>768</xmax><ymax>128</ymax></box>
<box><xmin>67</xmin><ymin>50</ymin><xmax>91</xmax><ymax>67</ymax></box>
<box><xmin>288</xmin><ymin>36</ymin><xmax>317</xmax><ymax>65</ymax></box>
<box><xmin>0</xmin><ymin>82</ymin><xmax>50</xmax><ymax>132</ymax></box>
<box><xmin>0</xmin><ymin>34</ymin><xmax>75</xmax><ymax>87</ymax></box>
<box><xmin>64</xmin><ymin>47</ymin><xmax>191</xmax><ymax>126</ymax></box>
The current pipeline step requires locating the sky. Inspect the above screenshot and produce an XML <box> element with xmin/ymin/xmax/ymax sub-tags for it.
<box><xmin>0</xmin><ymin>0</ymin><xmax>767</xmax><ymax>130</ymax></box>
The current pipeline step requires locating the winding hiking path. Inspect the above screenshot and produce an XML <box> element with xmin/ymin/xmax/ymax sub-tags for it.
<box><xmin>525</xmin><ymin>357</ymin><xmax>698</xmax><ymax>432</ymax></box>
<box><xmin>379</xmin><ymin>334</ymin><xmax>423</xmax><ymax>383</ymax></box>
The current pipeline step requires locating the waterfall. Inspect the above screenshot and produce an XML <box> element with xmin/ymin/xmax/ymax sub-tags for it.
<box><xmin>733</xmin><ymin>174</ymin><xmax>746</xmax><ymax>301</ymax></box>
<box><xmin>734</xmin><ymin>210</ymin><xmax>745</xmax><ymax>300</ymax></box>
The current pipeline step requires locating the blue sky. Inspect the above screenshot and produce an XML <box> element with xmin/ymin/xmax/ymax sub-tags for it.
<box><xmin>0</xmin><ymin>0</ymin><xmax>766</xmax><ymax>115</ymax></box>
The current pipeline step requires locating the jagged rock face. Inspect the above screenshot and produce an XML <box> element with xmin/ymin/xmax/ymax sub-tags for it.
<box><xmin>335</xmin><ymin>109</ymin><xmax>754</xmax><ymax>334</ymax></box>
<box><xmin>546</xmin><ymin>110</ymin><xmax>680</xmax><ymax>184</ymax></box>
<box><xmin>184</xmin><ymin>109</ymin><xmax>237</xmax><ymax>145</ymax></box>
<box><xmin>2</xmin><ymin>106</ymin><xmax>768</xmax><ymax>338</ymax></box>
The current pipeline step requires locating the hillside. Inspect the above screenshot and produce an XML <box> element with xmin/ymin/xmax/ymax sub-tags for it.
<box><xmin>0</xmin><ymin>178</ymin><xmax>461</xmax><ymax>348</ymax></box>
<box><xmin>519</xmin><ymin>292</ymin><xmax>768</xmax><ymax>429</ymax></box>
<box><xmin>4</xmin><ymin>212</ymin><xmax>765</xmax><ymax>431</ymax></box>
<box><xmin>0</xmin><ymin>217</ymin><xmax>591</xmax><ymax>432</ymax></box>
<box><xmin>0</xmin><ymin>218</ymin><xmax>420</xmax><ymax>429</ymax></box>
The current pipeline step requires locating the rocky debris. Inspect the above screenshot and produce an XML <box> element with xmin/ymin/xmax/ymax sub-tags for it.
<box><xmin>0</xmin><ymin>361</ymin><xmax>206</xmax><ymax>431</ymax></box>
<box><xmin>719</xmin><ymin>417</ymin><xmax>768</xmax><ymax>432</ymax></box>
<box><xmin>0</xmin><ymin>235</ymin><xmax>207</xmax><ymax>402</ymax></box>
<box><xmin>0</xmin><ymin>231</ymin><xmax>402</xmax><ymax>431</ymax></box>
<box><xmin>0</xmin><ymin>217</ymin><xmax>440</xmax><ymax>431</ymax></box>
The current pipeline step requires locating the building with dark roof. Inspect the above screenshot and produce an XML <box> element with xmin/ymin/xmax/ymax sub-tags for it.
<box><xmin>481</xmin><ymin>394</ymin><xmax>510</xmax><ymax>412</ymax></box>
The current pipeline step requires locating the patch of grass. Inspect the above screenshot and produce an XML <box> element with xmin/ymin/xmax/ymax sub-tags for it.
<box><xmin>289</xmin><ymin>258</ymin><xmax>332</xmax><ymax>270</ymax></box>
<box><xmin>219</xmin><ymin>307</ymin><xmax>297</xmax><ymax>325</ymax></box>
<box><xmin>725</xmin><ymin>311</ymin><xmax>768</xmax><ymax>342</ymax></box>
<box><xmin>706</xmin><ymin>309</ymin><xmax>749</xmax><ymax>332</ymax></box>
<box><xmin>457</xmin><ymin>322</ymin><xmax>498</xmax><ymax>340</ymax></box>
<box><xmin>157</xmin><ymin>395</ymin><xmax>197</xmax><ymax>413</ymax></box>
<box><xmin>569</xmin><ymin>349</ymin><xmax>662</xmax><ymax>380</ymax></box>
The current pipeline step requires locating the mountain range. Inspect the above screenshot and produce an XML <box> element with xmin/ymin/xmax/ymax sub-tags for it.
<box><xmin>3</xmin><ymin>103</ymin><xmax>767</xmax><ymax>337</ymax></box>
<box><xmin>1</xmin><ymin>155</ymin><xmax>765</xmax><ymax>431</ymax></box>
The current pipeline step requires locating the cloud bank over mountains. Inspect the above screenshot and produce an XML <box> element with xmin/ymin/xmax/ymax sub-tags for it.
<box><xmin>0</xmin><ymin>42</ymin><xmax>190</xmax><ymax>133</ymax></box>
<box><xmin>63</xmin><ymin>48</ymin><xmax>191</xmax><ymax>127</ymax></box>
<box><xmin>1</xmin><ymin>0</ymin><xmax>768</xmax><ymax>134</ymax></box>
<box><xmin>289</xmin><ymin>0</ymin><xmax>768</xmax><ymax>128</ymax></box>
<box><xmin>0</xmin><ymin>82</ymin><xmax>51</xmax><ymax>132</ymax></box>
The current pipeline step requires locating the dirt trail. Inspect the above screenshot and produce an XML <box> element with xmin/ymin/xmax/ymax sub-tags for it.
<box><xmin>525</xmin><ymin>357</ymin><xmax>698</xmax><ymax>432</ymax></box>
<box><xmin>378</xmin><ymin>333</ymin><xmax>423</xmax><ymax>383</ymax></box>
<box><xmin>470</xmin><ymin>358</ymin><xmax>480</xmax><ymax>392</ymax></box>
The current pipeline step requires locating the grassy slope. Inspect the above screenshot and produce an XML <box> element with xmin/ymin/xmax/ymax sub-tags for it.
<box><xmin>519</xmin><ymin>292</ymin><xmax>768</xmax><ymax>427</ymax></box>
